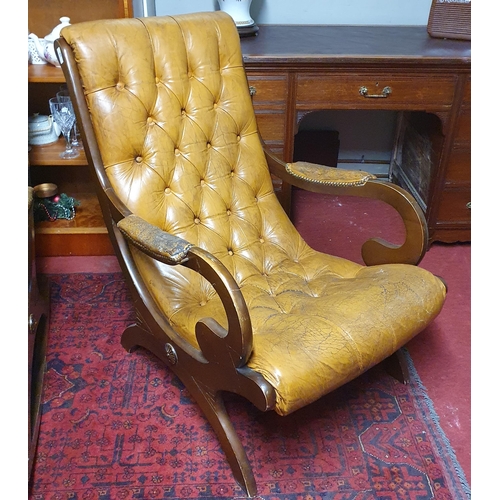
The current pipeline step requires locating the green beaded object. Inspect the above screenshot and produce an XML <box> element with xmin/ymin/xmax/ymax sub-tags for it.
<box><xmin>33</xmin><ymin>193</ymin><xmax>81</xmax><ymax>222</ymax></box>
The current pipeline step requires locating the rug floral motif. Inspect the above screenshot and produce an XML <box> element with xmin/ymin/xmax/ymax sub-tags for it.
<box><xmin>29</xmin><ymin>273</ymin><xmax>471</xmax><ymax>500</ymax></box>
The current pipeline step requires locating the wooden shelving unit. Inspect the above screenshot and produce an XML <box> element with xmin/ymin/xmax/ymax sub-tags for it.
<box><xmin>28</xmin><ymin>64</ymin><xmax>65</xmax><ymax>83</ymax></box>
<box><xmin>29</xmin><ymin>64</ymin><xmax>113</xmax><ymax>256</ymax></box>
<box><xmin>28</xmin><ymin>0</ymin><xmax>133</xmax><ymax>257</ymax></box>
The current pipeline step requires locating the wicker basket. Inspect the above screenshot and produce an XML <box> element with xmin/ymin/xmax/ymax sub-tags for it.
<box><xmin>427</xmin><ymin>0</ymin><xmax>471</xmax><ymax>41</ymax></box>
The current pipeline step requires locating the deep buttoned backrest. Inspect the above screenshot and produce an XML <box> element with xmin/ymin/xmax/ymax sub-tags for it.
<box><xmin>62</xmin><ymin>13</ymin><xmax>305</xmax><ymax>279</ymax></box>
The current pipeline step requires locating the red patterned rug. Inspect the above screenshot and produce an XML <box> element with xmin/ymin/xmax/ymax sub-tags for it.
<box><xmin>29</xmin><ymin>273</ymin><xmax>470</xmax><ymax>500</ymax></box>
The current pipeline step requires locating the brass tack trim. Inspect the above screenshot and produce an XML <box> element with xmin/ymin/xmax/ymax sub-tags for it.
<box><xmin>285</xmin><ymin>162</ymin><xmax>375</xmax><ymax>187</ymax></box>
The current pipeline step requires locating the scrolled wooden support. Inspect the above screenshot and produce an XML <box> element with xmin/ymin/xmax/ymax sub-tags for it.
<box><xmin>117</xmin><ymin>247</ymin><xmax>274</xmax><ymax>498</ymax></box>
<box><xmin>185</xmin><ymin>246</ymin><xmax>254</xmax><ymax>367</ymax></box>
<box><xmin>121</xmin><ymin>319</ymin><xmax>271</xmax><ymax>498</ymax></box>
<box><xmin>358</xmin><ymin>179</ymin><xmax>427</xmax><ymax>266</ymax></box>
<box><xmin>264</xmin><ymin>146</ymin><xmax>428</xmax><ymax>266</ymax></box>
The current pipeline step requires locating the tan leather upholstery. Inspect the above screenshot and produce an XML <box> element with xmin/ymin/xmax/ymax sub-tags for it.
<box><xmin>61</xmin><ymin>13</ymin><xmax>446</xmax><ymax>418</ymax></box>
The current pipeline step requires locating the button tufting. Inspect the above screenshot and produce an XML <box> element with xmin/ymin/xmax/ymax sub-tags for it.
<box><xmin>227</xmin><ymin>209</ymin><xmax>231</xmax><ymax>215</ymax></box>
<box><xmin>228</xmin><ymin>250</ymin><xmax>234</xmax><ymax>256</ymax></box>
<box><xmin>237</xmin><ymin>135</ymin><xmax>241</xmax><ymax>141</ymax></box>
<box><xmin>165</xmin><ymin>187</ymin><xmax>171</xmax><ymax>194</ymax></box>
<box><xmin>181</xmin><ymin>109</ymin><xmax>186</xmax><ymax>116</ymax></box>
<box><xmin>200</xmin><ymin>179</ymin><xmax>205</xmax><ymax>186</ymax></box>
<box><xmin>194</xmin><ymin>218</ymin><xmax>201</xmax><ymax>224</ymax></box>
<box><xmin>116</xmin><ymin>82</ymin><xmax>124</xmax><ymax>90</ymax></box>
<box><xmin>259</xmin><ymin>238</ymin><xmax>265</xmax><ymax>243</ymax></box>
<box><xmin>135</xmin><ymin>156</ymin><xmax>143</xmax><ymax>163</ymax></box>
<box><xmin>207</xmin><ymin>142</ymin><xmax>211</xmax><ymax>149</ymax></box>
<box><xmin>174</xmin><ymin>148</ymin><xmax>180</xmax><ymax>155</ymax></box>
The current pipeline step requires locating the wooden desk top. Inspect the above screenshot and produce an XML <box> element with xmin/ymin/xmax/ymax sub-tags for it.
<box><xmin>240</xmin><ymin>25</ymin><xmax>471</xmax><ymax>68</ymax></box>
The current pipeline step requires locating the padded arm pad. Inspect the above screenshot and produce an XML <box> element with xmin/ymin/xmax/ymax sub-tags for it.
<box><xmin>285</xmin><ymin>161</ymin><xmax>376</xmax><ymax>187</ymax></box>
<box><xmin>117</xmin><ymin>214</ymin><xmax>193</xmax><ymax>265</ymax></box>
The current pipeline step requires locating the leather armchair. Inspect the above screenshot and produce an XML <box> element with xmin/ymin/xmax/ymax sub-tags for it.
<box><xmin>57</xmin><ymin>12</ymin><xmax>446</xmax><ymax>497</ymax></box>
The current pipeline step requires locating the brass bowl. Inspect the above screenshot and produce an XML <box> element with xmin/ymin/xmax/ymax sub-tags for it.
<box><xmin>33</xmin><ymin>183</ymin><xmax>58</xmax><ymax>199</ymax></box>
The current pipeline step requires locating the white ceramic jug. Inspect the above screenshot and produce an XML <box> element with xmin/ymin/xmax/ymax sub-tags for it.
<box><xmin>28</xmin><ymin>17</ymin><xmax>71</xmax><ymax>67</ymax></box>
<box><xmin>218</xmin><ymin>0</ymin><xmax>254</xmax><ymax>27</ymax></box>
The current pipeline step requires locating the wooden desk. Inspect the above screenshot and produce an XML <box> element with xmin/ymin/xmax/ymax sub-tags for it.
<box><xmin>241</xmin><ymin>25</ymin><xmax>471</xmax><ymax>243</ymax></box>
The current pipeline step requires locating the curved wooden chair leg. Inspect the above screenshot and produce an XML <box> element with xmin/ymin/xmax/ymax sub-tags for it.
<box><xmin>181</xmin><ymin>377</ymin><xmax>257</xmax><ymax>498</ymax></box>
<box><xmin>121</xmin><ymin>322</ymin><xmax>166</xmax><ymax>358</ymax></box>
<box><xmin>384</xmin><ymin>349</ymin><xmax>410</xmax><ymax>384</ymax></box>
<box><xmin>121</xmin><ymin>323</ymin><xmax>141</xmax><ymax>352</ymax></box>
<box><xmin>121</xmin><ymin>323</ymin><xmax>257</xmax><ymax>497</ymax></box>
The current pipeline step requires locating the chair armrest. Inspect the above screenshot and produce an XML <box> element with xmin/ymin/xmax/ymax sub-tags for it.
<box><xmin>117</xmin><ymin>214</ymin><xmax>253</xmax><ymax>367</ymax></box>
<box><xmin>117</xmin><ymin>214</ymin><xmax>193</xmax><ymax>264</ymax></box>
<box><xmin>264</xmin><ymin>148</ymin><xmax>428</xmax><ymax>266</ymax></box>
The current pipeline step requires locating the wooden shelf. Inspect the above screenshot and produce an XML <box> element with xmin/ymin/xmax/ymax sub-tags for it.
<box><xmin>35</xmin><ymin>193</ymin><xmax>105</xmax><ymax>233</ymax></box>
<box><xmin>34</xmin><ymin>193</ymin><xmax>113</xmax><ymax>256</ymax></box>
<box><xmin>28</xmin><ymin>64</ymin><xmax>65</xmax><ymax>83</ymax></box>
<box><xmin>29</xmin><ymin>137</ymin><xmax>87</xmax><ymax>166</ymax></box>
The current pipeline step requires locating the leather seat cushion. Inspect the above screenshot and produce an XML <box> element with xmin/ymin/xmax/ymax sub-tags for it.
<box><xmin>132</xmin><ymin>246</ymin><xmax>446</xmax><ymax>416</ymax></box>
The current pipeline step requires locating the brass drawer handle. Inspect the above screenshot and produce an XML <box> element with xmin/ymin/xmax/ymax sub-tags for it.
<box><xmin>249</xmin><ymin>86</ymin><xmax>257</xmax><ymax>97</ymax></box>
<box><xmin>359</xmin><ymin>86</ymin><xmax>392</xmax><ymax>98</ymax></box>
<box><xmin>29</xmin><ymin>313</ymin><xmax>36</xmax><ymax>333</ymax></box>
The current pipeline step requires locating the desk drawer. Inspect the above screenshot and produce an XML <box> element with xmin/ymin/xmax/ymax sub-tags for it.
<box><xmin>446</xmin><ymin>147</ymin><xmax>471</xmax><ymax>185</ymax></box>
<box><xmin>296</xmin><ymin>74</ymin><xmax>457</xmax><ymax>110</ymax></box>
<box><xmin>255</xmin><ymin>111</ymin><xmax>286</xmax><ymax>142</ymax></box>
<box><xmin>462</xmin><ymin>77</ymin><xmax>471</xmax><ymax>105</ymax></box>
<box><xmin>247</xmin><ymin>74</ymin><xmax>288</xmax><ymax>109</ymax></box>
<box><xmin>454</xmin><ymin>109</ymin><xmax>471</xmax><ymax>144</ymax></box>
<box><xmin>437</xmin><ymin>189</ymin><xmax>471</xmax><ymax>224</ymax></box>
